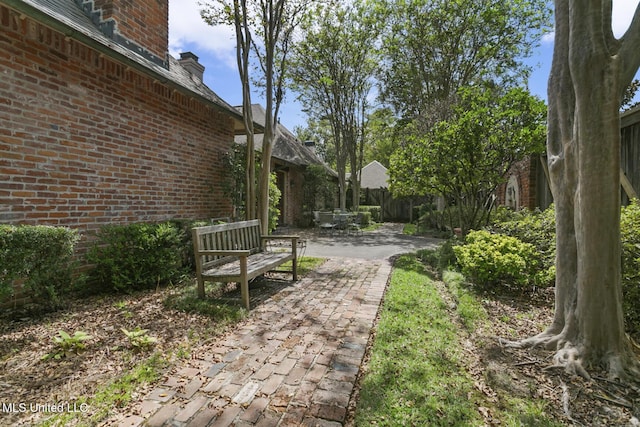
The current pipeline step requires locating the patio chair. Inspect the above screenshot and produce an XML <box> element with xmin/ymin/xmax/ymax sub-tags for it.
<box><xmin>347</xmin><ymin>212</ymin><xmax>364</xmax><ymax>236</ymax></box>
<box><xmin>333</xmin><ymin>212</ymin><xmax>351</xmax><ymax>235</ymax></box>
<box><xmin>317</xmin><ymin>212</ymin><xmax>336</xmax><ymax>235</ymax></box>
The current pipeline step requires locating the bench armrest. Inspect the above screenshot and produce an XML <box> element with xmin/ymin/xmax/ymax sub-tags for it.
<box><xmin>197</xmin><ymin>249</ymin><xmax>251</xmax><ymax>257</ymax></box>
<box><xmin>261</xmin><ymin>235</ymin><xmax>299</xmax><ymax>241</ymax></box>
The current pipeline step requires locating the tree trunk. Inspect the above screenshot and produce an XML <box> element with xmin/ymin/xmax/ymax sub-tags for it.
<box><xmin>511</xmin><ymin>0</ymin><xmax>640</xmax><ymax>380</ymax></box>
<box><xmin>234</xmin><ymin>0</ymin><xmax>256</xmax><ymax>220</ymax></box>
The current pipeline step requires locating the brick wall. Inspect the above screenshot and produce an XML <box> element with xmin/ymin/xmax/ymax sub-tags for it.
<box><xmin>92</xmin><ymin>0</ymin><xmax>168</xmax><ymax>60</ymax></box>
<box><xmin>0</xmin><ymin>6</ymin><xmax>234</xmax><ymax>244</ymax></box>
<box><xmin>496</xmin><ymin>157</ymin><xmax>538</xmax><ymax>210</ymax></box>
<box><xmin>274</xmin><ymin>165</ymin><xmax>305</xmax><ymax>227</ymax></box>
<box><xmin>284</xmin><ymin>167</ymin><xmax>305</xmax><ymax>227</ymax></box>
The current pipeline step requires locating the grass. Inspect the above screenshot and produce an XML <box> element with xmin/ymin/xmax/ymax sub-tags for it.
<box><xmin>442</xmin><ymin>270</ymin><xmax>487</xmax><ymax>330</ymax></box>
<box><xmin>362</xmin><ymin>222</ymin><xmax>383</xmax><ymax>232</ymax></box>
<box><xmin>403</xmin><ymin>222</ymin><xmax>417</xmax><ymax>235</ymax></box>
<box><xmin>164</xmin><ymin>281</ymin><xmax>248</xmax><ymax>322</ymax></box>
<box><xmin>354</xmin><ymin>254</ymin><xmax>485</xmax><ymax>426</ymax></box>
<box><xmin>355</xmin><ymin>252</ymin><xmax>564</xmax><ymax>426</ymax></box>
<box><xmin>38</xmin><ymin>353</ymin><xmax>168</xmax><ymax>426</ymax></box>
<box><xmin>279</xmin><ymin>256</ymin><xmax>325</xmax><ymax>276</ymax></box>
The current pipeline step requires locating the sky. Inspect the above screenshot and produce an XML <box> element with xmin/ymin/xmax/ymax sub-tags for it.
<box><xmin>168</xmin><ymin>1</ymin><xmax>640</xmax><ymax>132</ymax></box>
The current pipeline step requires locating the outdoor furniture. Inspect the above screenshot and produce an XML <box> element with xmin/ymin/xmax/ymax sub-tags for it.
<box><xmin>347</xmin><ymin>212</ymin><xmax>364</xmax><ymax>236</ymax></box>
<box><xmin>316</xmin><ymin>211</ymin><xmax>337</xmax><ymax>235</ymax></box>
<box><xmin>191</xmin><ymin>220</ymin><xmax>298</xmax><ymax>310</ymax></box>
<box><xmin>333</xmin><ymin>212</ymin><xmax>351</xmax><ymax>234</ymax></box>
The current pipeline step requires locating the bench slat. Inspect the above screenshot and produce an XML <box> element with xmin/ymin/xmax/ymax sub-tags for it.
<box><xmin>202</xmin><ymin>252</ymin><xmax>293</xmax><ymax>280</ymax></box>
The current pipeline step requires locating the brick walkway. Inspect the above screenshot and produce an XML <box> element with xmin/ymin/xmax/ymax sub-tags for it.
<box><xmin>112</xmin><ymin>257</ymin><xmax>391</xmax><ymax>427</ymax></box>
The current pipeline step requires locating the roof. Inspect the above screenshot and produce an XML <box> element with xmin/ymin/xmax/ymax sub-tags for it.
<box><xmin>622</xmin><ymin>104</ymin><xmax>640</xmax><ymax>128</ymax></box>
<box><xmin>236</xmin><ymin>105</ymin><xmax>337</xmax><ymax>176</ymax></box>
<box><xmin>2</xmin><ymin>0</ymin><xmax>248</xmax><ymax>133</ymax></box>
<box><xmin>359</xmin><ymin>160</ymin><xmax>389</xmax><ymax>189</ymax></box>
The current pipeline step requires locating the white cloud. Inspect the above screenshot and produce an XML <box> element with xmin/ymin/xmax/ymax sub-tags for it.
<box><xmin>612</xmin><ymin>0</ymin><xmax>640</xmax><ymax>37</ymax></box>
<box><xmin>168</xmin><ymin>0</ymin><xmax>236</xmax><ymax>67</ymax></box>
<box><xmin>539</xmin><ymin>1</ymin><xmax>638</xmax><ymax>45</ymax></box>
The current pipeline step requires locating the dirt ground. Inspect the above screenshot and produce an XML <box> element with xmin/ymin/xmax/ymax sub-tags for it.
<box><xmin>2</xmin><ymin>270</ymin><xmax>640</xmax><ymax>426</ymax></box>
<box><xmin>443</xmin><ymin>284</ymin><xmax>640</xmax><ymax>426</ymax></box>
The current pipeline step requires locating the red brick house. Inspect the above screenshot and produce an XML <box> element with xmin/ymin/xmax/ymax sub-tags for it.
<box><xmin>497</xmin><ymin>106</ymin><xmax>640</xmax><ymax>211</ymax></box>
<box><xmin>495</xmin><ymin>155</ymin><xmax>551</xmax><ymax>211</ymax></box>
<box><xmin>0</xmin><ymin>0</ymin><xmax>246</xmax><ymax>243</ymax></box>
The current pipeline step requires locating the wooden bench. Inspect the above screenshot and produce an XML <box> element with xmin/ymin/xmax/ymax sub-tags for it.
<box><xmin>191</xmin><ymin>219</ymin><xmax>298</xmax><ymax>309</ymax></box>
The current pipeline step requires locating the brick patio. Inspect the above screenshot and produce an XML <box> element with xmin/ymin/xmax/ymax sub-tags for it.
<box><xmin>109</xmin><ymin>257</ymin><xmax>391</xmax><ymax>427</ymax></box>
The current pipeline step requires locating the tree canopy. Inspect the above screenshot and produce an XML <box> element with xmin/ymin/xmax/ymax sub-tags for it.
<box><xmin>389</xmin><ymin>86</ymin><xmax>547</xmax><ymax>233</ymax></box>
<box><xmin>368</xmin><ymin>0</ymin><xmax>551</xmax><ymax>123</ymax></box>
<box><xmin>201</xmin><ymin>0</ymin><xmax>310</xmax><ymax>231</ymax></box>
<box><xmin>289</xmin><ymin>0</ymin><xmax>378</xmax><ymax>210</ymax></box>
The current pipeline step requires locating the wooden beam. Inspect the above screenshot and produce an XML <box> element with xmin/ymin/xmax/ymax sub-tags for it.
<box><xmin>621</xmin><ymin>168</ymin><xmax>638</xmax><ymax>200</ymax></box>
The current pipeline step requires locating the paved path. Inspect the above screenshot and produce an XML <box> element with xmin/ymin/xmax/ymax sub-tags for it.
<box><xmin>299</xmin><ymin>223</ymin><xmax>442</xmax><ymax>260</ymax></box>
<box><xmin>113</xmin><ymin>257</ymin><xmax>391</xmax><ymax>427</ymax></box>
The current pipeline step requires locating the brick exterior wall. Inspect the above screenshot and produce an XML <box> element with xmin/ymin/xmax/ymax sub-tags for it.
<box><xmin>92</xmin><ymin>0</ymin><xmax>169</xmax><ymax>60</ymax></box>
<box><xmin>0</xmin><ymin>5</ymin><xmax>235</xmax><ymax>243</ymax></box>
<box><xmin>274</xmin><ymin>163</ymin><xmax>306</xmax><ymax>227</ymax></box>
<box><xmin>496</xmin><ymin>156</ymin><xmax>538</xmax><ymax>210</ymax></box>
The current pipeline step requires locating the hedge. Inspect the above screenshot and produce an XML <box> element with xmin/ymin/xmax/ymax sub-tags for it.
<box><xmin>0</xmin><ymin>225</ymin><xmax>79</xmax><ymax>310</ymax></box>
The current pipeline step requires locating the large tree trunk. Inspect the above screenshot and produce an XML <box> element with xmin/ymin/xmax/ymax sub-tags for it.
<box><xmin>511</xmin><ymin>0</ymin><xmax>640</xmax><ymax>380</ymax></box>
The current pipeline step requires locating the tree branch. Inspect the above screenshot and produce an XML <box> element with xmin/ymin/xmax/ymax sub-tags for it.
<box><xmin>618</xmin><ymin>3</ymin><xmax>640</xmax><ymax>88</ymax></box>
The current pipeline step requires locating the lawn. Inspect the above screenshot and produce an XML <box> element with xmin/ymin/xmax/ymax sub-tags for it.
<box><xmin>352</xmin><ymin>253</ymin><xmax>635</xmax><ymax>426</ymax></box>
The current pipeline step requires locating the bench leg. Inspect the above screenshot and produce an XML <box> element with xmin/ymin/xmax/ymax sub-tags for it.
<box><xmin>240</xmin><ymin>278</ymin><xmax>250</xmax><ymax>310</ymax></box>
<box><xmin>292</xmin><ymin>240</ymin><xmax>298</xmax><ymax>281</ymax></box>
<box><xmin>239</xmin><ymin>257</ymin><xmax>250</xmax><ymax>310</ymax></box>
<box><xmin>197</xmin><ymin>276</ymin><xmax>205</xmax><ymax>299</ymax></box>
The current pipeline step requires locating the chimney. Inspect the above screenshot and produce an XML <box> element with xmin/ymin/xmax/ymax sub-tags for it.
<box><xmin>91</xmin><ymin>0</ymin><xmax>168</xmax><ymax>62</ymax></box>
<box><xmin>304</xmin><ymin>140</ymin><xmax>316</xmax><ymax>155</ymax></box>
<box><xmin>179</xmin><ymin>52</ymin><xmax>205</xmax><ymax>81</ymax></box>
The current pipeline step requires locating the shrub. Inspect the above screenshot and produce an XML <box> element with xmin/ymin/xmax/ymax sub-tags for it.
<box><xmin>621</xmin><ymin>200</ymin><xmax>640</xmax><ymax>335</ymax></box>
<box><xmin>417</xmin><ymin>239</ymin><xmax>460</xmax><ymax>277</ymax></box>
<box><xmin>415</xmin><ymin>203</ymin><xmax>449</xmax><ymax>232</ymax></box>
<box><xmin>453</xmin><ymin>230</ymin><xmax>540</xmax><ymax>288</ymax></box>
<box><xmin>169</xmin><ymin>219</ymin><xmax>209</xmax><ymax>270</ymax></box>
<box><xmin>489</xmin><ymin>205</ymin><xmax>556</xmax><ymax>287</ymax></box>
<box><xmin>359</xmin><ymin>205</ymin><xmax>381</xmax><ymax>222</ymax></box>
<box><xmin>357</xmin><ymin>211</ymin><xmax>371</xmax><ymax>227</ymax></box>
<box><xmin>269</xmin><ymin>172</ymin><xmax>281</xmax><ymax>232</ymax></box>
<box><xmin>86</xmin><ymin>222</ymin><xmax>184</xmax><ymax>293</ymax></box>
<box><xmin>0</xmin><ymin>225</ymin><xmax>79</xmax><ymax>310</ymax></box>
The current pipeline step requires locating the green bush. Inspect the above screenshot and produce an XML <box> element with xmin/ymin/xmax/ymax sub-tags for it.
<box><xmin>86</xmin><ymin>222</ymin><xmax>184</xmax><ymax>293</ymax></box>
<box><xmin>269</xmin><ymin>172</ymin><xmax>281</xmax><ymax>232</ymax></box>
<box><xmin>453</xmin><ymin>230</ymin><xmax>540</xmax><ymax>288</ymax></box>
<box><xmin>357</xmin><ymin>211</ymin><xmax>371</xmax><ymax>227</ymax></box>
<box><xmin>169</xmin><ymin>219</ymin><xmax>209</xmax><ymax>270</ymax></box>
<box><xmin>621</xmin><ymin>200</ymin><xmax>640</xmax><ymax>335</ymax></box>
<box><xmin>0</xmin><ymin>225</ymin><xmax>79</xmax><ymax>310</ymax></box>
<box><xmin>489</xmin><ymin>205</ymin><xmax>556</xmax><ymax>286</ymax></box>
<box><xmin>417</xmin><ymin>239</ymin><xmax>460</xmax><ymax>277</ymax></box>
<box><xmin>359</xmin><ymin>205</ymin><xmax>381</xmax><ymax>222</ymax></box>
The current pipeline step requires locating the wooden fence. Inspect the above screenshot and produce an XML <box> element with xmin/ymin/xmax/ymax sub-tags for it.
<box><xmin>621</xmin><ymin>106</ymin><xmax>640</xmax><ymax>205</ymax></box>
